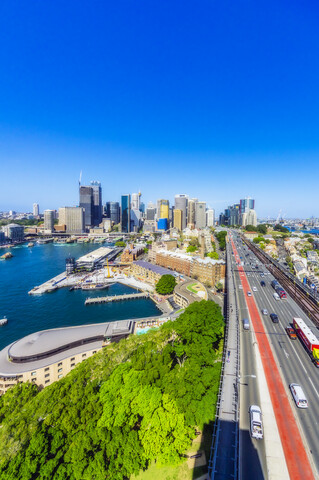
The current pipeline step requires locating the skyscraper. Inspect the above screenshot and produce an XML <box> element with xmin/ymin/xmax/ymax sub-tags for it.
<box><xmin>157</xmin><ymin>199</ymin><xmax>169</xmax><ymax>220</ymax></box>
<box><xmin>187</xmin><ymin>199</ymin><xmax>197</xmax><ymax>227</ymax></box>
<box><xmin>173</xmin><ymin>209</ymin><xmax>182</xmax><ymax>231</ymax></box>
<box><xmin>239</xmin><ymin>197</ymin><xmax>255</xmax><ymax>215</ymax></box>
<box><xmin>131</xmin><ymin>192</ymin><xmax>141</xmax><ymax>211</ymax></box>
<box><xmin>110</xmin><ymin>202</ymin><xmax>120</xmax><ymax>225</ymax></box>
<box><xmin>59</xmin><ymin>207</ymin><xmax>85</xmax><ymax>234</ymax></box>
<box><xmin>195</xmin><ymin>201</ymin><xmax>206</xmax><ymax>229</ymax></box>
<box><xmin>174</xmin><ymin>194</ymin><xmax>188</xmax><ymax>230</ymax></box>
<box><xmin>90</xmin><ymin>181</ymin><xmax>102</xmax><ymax>226</ymax></box>
<box><xmin>206</xmin><ymin>209</ymin><xmax>215</xmax><ymax>227</ymax></box>
<box><xmin>79</xmin><ymin>186</ymin><xmax>93</xmax><ymax>228</ymax></box>
<box><xmin>121</xmin><ymin>195</ymin><xmax>131</xmax><ymax>233</ymax></box>
<box><xmin>33</xmin><ymin>203</ymin><xmax>39</xmax><ymax>217</ymax></box>
<box><xmin>44</xmin><ymin>210</ymin><xmax>55</xmax><ymax>233</ymax></box>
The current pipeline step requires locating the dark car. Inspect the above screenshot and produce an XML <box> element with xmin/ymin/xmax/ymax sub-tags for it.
<box><xmin>260</xmin><ymin>281</ymin><xmax>266</xmax><ymax>287</ymax></box>
<box><xmin>270</xmin><ymin>313</ymin><xmax>279</xmax><ymax>323</ymax></box>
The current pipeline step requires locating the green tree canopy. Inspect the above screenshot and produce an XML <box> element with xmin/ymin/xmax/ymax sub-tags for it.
<box><xmin>206</xmin><ymin>251</ymin><xmax>219</xmax><ymax>259</ymax></box>
<box><xmin>115</xmin><ymin>240</ymin><xmax>126</xmax><ymax>247</ymax></box>
<box><xmin>257</xmin><ymin>224</ymin><xmax>267</xmax><ymax>234</ymax></box>
<box><xmin>155</xmin><ymin>274</ymin><xmax>177</xmax><ymax>295</ymax></box>
<box><xmin>186</xmin><ymin>245</ymin><xmax>197</xmax><ymax>253</ymax></box>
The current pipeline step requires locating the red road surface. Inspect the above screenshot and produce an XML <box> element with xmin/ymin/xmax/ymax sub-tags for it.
<box><xmin>231</xmin><ymin>236</ymin><xmax>314</xmax><ymax>480</ymax></box>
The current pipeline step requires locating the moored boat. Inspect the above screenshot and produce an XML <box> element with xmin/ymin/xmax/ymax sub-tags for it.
<box><xmin>0</xmin><ymin>316</ymin><xmax>8</xmax><ymax>326</ymax></box>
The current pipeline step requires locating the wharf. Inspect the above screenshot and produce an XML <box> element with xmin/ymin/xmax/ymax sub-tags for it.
<box><xmin>28</xmin><ymin>272</ymin><xmax>67</xmax><ymax>295</ymax></box>
<box><xmin>85</xmin><ymin>292</ymin><xmax>149</xmax><ymax>305</ymax></box>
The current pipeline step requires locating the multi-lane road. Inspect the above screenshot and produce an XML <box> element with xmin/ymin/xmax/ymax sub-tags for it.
<box><xmin>229</xmin><ymin>232</ymin><xmax>318</xmax><ymax>479</ymax></box>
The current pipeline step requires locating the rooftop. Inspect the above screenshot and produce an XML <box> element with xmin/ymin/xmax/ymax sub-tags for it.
<box><xmin>134</xmin><ymin>260</ymin><xmax>176</xmax><ymax>276</ymax></box>
<box><xmin>77</xmin><ymin>247</ymin><xmax>113</xmax><ymax>264</ymax></box>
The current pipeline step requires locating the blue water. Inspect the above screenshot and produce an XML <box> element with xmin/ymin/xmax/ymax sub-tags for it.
<box><xmin>0</xmin><ymin>242</ymin><xmax>160</xmax><ymax>350</ymax></box>
<box><xmin>284</xmin><ymin>226</ymin><xmax>319</xmax><ymax>235</ymax></box>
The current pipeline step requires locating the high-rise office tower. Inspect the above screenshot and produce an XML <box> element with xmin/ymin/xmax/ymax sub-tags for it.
<box><xmin>33</xmin><ymin>203</ymin><xmax>39</xmax><ymax>217</ymax></box>
<box><xmin>146</xmin><ymin>207</ymin><xmax>156</xmax><ymax>221</ymax></box>
<box><xmin>239</xmin><ymin>197</ymin><xmax>255</xmax><ymax>215</ymax></box>
<box><xmin>174</xmin><ymin>194</ymin><xmax>188</xmax><ymax>230</ymax></box>
<box><xmin>110</xmin><ymin>202</ymin><xmax>120</xmax><ymax>225</ymax></box>
<box><xmin>59</xmin><ymin>207</ymin><xmax>85</xmax><ymax>234</ymax></box>
<box><xmin>229</xmin><ymin>204</ymin><xmax>240</xmax><ymax>226</ymax></box>
<box><xmin>90</xmin><ymin>181</ymin><xmax>102</xmax><ymax>226</ymax></box>
<box><xmin>241</xmin><ymin>209</ymin><xmax>257</xmax><ymax>227</ymax></box>
<box><xmin>173</xmin><ymin>209</ymin><xmax>182</xmax><ymax>231</ymax></box>
<box><xmin>121</xmin><ymin>194</ymin><xmax>131</xmax><ymax>233</ymax></box>
<box><xmin>195</xmin><ymin>201</ymin><xmax>206</xmax><ymax>228</ymax></box>
<box><xmin>206</xmin><ymin>209</ymin><xmax>215</xmax><ymax>227</ymax></box>
<box><xmin>44</xmin><ymin>210</ymin><xmax>55</xmax><ymax>233</ymax></box>
<box><xmin>157</xmin><ymin>199</ymin><xmax>169</xmax><ymax>220</ymax></box>
<box><xmin>131</xmin><ymin>192</ymin><xmax>141</xmax><ymax>211</ymax></box>
<box><xmin>187</xmin><ymin>199</ymin><xmax>197</xmax><ymax>227</ymax></box>
<box><xmin>79</xmin><ymin>186</ymin><xmax>93</xmax><ymax>228</ymax></box>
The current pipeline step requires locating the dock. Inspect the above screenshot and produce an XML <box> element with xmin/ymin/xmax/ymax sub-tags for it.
<box><xmin>85</xmin><ymin>292</ymin><xmax>149</xmax><ymax>305</ymax></box>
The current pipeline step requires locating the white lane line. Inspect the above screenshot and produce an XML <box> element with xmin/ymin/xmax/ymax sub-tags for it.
<box><xmin>308</xmin><ymin>377</ymin><xmax>319</xmax><ymax>400</ymax></box>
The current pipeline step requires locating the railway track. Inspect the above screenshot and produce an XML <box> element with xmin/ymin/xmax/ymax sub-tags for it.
<box><xmin>242</xmin><ymin>237</ymin><xmax>319</xmax><ymax>327</ymax></box>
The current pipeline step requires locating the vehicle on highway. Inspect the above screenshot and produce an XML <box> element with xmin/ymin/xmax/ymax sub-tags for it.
<box><xmin>270</xmin><ymin>313</ymin><xmax>279</xmax><ymax>323</ymax></box>
<box><xmin>260</xmin><ymin>280</ymin><xmax>266</xmax><ymax>287</ymax></box>
<box><xmin>239</xmin><ymin>285</ymin><xmax>243</xmax><ymax>289</ymax></box>
<box><xmin>247</xmin><ymin>291</ymin><xmax>252</xmax><ymax>297</ymax></box>
<box><xmin>293</xmin><ymin>317</ymin><xmax>319</xmax><ymax>367</ymax></box>
<box><xmin>289</xmin><ymin>383</ymin><xmax>308</xmax><ymax>409</ymax></box>
<box><xmin>286</xmin><ymin>326</ymin><xmax>297</xmax><ymax>339</ymax></box>
<box><xmin>252</xmin><ymin>286</ymin><xmax>257</xmax><ymax>292</ymax></box>
<box><xmin>262</xmin><ymin>309</ymin><xmax>268</xmax><ymax>315</ymax></box>
<box><xmin>249</xmin><ymin>405</ymin><xmax>263</xmax><ymax>439</ymax></box>
<box><xmin>243</xmin><ymin>318</ymin><xmax>250</xmax><ymax>330</ymax></box>
<box><xmin>273</xmin><ymin>292</ymin><xmax>280</xmax><ymax>300</ymax></box>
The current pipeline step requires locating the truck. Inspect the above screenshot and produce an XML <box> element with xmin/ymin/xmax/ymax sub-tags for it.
<box><xmin>293</xmin><ymin>317</ymin><xmax>319</xmax><ymax>367</ymax></box>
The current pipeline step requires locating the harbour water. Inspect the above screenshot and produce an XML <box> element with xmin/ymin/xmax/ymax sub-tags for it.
<box><xmin>0</xmin><ymin>242</ymin><xmax>160</xmax><ymax>351</ymax></box>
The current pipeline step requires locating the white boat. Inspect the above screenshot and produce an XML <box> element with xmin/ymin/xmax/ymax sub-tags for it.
<box><xmin>0</xmin><ymin>316</ymin><xmax>8</xmax><ymax>326</ymax></box>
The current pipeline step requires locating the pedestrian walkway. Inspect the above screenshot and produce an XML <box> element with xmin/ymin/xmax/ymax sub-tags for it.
<box><xmin>208</xmin><ymin>243</ymin><xmax>239</xmax><ymax>479</ymax></box>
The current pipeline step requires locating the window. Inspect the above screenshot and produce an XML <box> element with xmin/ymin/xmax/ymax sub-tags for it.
<box><xmin>82</xmin><ymin>354</ymin><xmax>86</xmax><ymax>358</ymax></box>
<box><xmin>31</xmin><ymin>371</ymin><xmax>37</xmax><ymax>376</ymax></box>
<box><xmin>32</xmin><ymin>378</ymin><xmax>37</xmax><ymax>383</ymax></box>
<box><xmin>58</xmin><ymin>374</ymin><xmax>63</xmax><ymax>379</ymax></box>
<box><xmin>45</xmin><ymin>367</ymin><xmax>50</xmax><ymax>372</ymax></box>
<box><xmin>58</xmin><ymin>362</ymin><xmax>62</xmax><ymax>367</ymax></box>
<box><xmin>93</xmin><ymin>351</ymin><xmax>97</xmax><ymax>354</ymax></box>
<box><xmin>45</xmin><ymin>380</ymin><xmax>50</xmax><ymax>384</ymax></box>
<box><xmin>71</xmin><ymin>363</ymin><xmax>75</xmax><ymax>367</ymax></box>
<box><xmin>58</xmin><ymin>368</ymin><xmax>62</xmax><ymax>373</ymax></box>
<box><xmin>45</xmin><ymin>374</ymin><xmax>50</xmax><ymax>378</ymax></box>
<box><xmin>71</xmin><ymin>357</ymin><xmax>75</xmax><ymax>361</ymax></box>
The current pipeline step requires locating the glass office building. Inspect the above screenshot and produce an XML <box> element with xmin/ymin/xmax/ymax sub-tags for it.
<box><xmin>121</xmin><ymin>195</ymin><xmax>131</xmax><ymax>233</ymax></box>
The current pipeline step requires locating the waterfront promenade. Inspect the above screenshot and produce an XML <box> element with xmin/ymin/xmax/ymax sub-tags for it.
<box><xmin>85</xmin><ymin>292</ymin><xmax>149</xmax><ymax>305</ymax></box>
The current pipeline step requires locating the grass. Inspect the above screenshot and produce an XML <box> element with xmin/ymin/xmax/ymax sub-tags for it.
<box><xmin>187</xmin><ymin>282</ymin><xmax>199</xmax><ymax>294</ymax></box>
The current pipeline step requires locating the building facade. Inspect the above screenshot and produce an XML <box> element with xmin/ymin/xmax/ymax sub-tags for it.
<box><xmin>58</xmin><ymin>207</ymin><xmax>85</xmax><ymax>234</ymax></box>
<box><xmin>33</xmin><ymin>203</ymin><xmax>39</xmax><ymax>217</ymax></box>
<box><xmin>44</xmin><ymin>209</ymin><xmax>55</xmax><ymax>233</ymax></box>
<box><xmin>173</xmin><ymin>208</ymin><xmax>182</xmax><ymax>231</ymax></box>
<box><xmin>206</xmin><ymin>209</ymin><xmax>215</xmax><ymax>227</ymax></box>
<box><xmin>121</xmin><ymin>194</ymin><xmax>131</xmax><ymax>233</ymax></box>
<box><xmin>174</xmin><ymin>194</ymin><xmax>188</xmax><ymax>230</ymax></box>
<box><xmin>79</xmin><ymin>186</ymin><xmax>93</xmax><ymax>228</ymax></box>
<box><xmin>2</xmin><ymin>224</ymin><xmax>24</xmax><ymax>242</ymax></box>
<box><xmin>195</xmin><ymin>201</ymin><xmax>206</xmax><ymax>228</ymax></box>
<box><xmin>90</xmin><ymin>181</ymin><xmax>103</xmax><ymax>226</ymax></box>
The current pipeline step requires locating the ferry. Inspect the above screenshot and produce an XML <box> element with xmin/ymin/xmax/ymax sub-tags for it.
<box><xmin>28</xmin><ymin>242</ymin><xmax>35</xmax><ymax>247</ymax></box>
<box><xmin>0</xmin><ymin>316</ymin><xmax>8</xmax><ymax>326</ymax></box>
<box><xmin>81</xmin><ymin>283</ymin><xmax>110</xmax><ymax>291</ymax></box>
<box><xmin>0</xmin><ymin>252</ymin><xmax>13</xmax><ymax>260</ymax></box>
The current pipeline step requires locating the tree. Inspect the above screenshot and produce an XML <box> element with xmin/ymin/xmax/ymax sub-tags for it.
<box><xmin>155</xmin><ymin>275</ymin><xmax>177</xmax><ymax>295</ymax></box>
<box><xmin>245</xmin><ymin>225</ymin><xmax>256</xmax><ymax>232</ymax></box>
<box><xmin>274</xmin><ymin>224</ymin><xmax>289</xmax><ymax>233</ymax></box>
<box><xmin>115</xmin><ymin>241</ymin><xmax>126</xmax><ymax>247</ymax></box>
<box><xmin>215</xmin><ymin>281</ymin><xmax>223</xmax><ymax>292</ymax></box>
<box><xmin>206</xmin><ymin>252</ymin><xmax>219</xmax><ymax>259</ymax></box>
<box><xmin>257</xmin><ymin>224</ymin><xmax>267</xmax><ymax>234</ymax></box>
<box><xmin>215</xmin><ymin>231</ymin><xmax>227</xmax><ymax>251</ymax></box>
<box><xmin>186</xmin><ymin>245</ymin><xmax>197</xmax><ymax>253</ymax></box>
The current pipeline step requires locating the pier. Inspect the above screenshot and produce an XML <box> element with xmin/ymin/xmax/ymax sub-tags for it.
<box><xmin>85</xmin><ymin>292</ymin><xmax>149</xmax><ymax>305</ymax></box>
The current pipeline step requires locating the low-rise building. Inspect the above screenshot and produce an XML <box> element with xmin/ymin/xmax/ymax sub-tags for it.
<box><xmin>0</xmin><ymin>320</ymin><xmax>134</xmax><ymax>396</ymax></box>
<box><xmin>131</xmin><ymin>260</ymin><xmax>176</xmax><ymax>284</ymax></box>
<box><xmin>121</xmin><ymin>244</ymin><xmax>145</xmax><ymax>263</ymax></box>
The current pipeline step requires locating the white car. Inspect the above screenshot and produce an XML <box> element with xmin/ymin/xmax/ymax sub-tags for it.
<box><xmin>252</xmin><ymin>286</ymin><xmax>258</xmax><ymax>292</ymax></box>
<box><xmin>249</xmin><ymin>405</ymin><xmax>263</xmax><ymax>439</ymax></box>
<box><xmin>261</xmin><ymin>309</ymin><xmax>268</xmax><ymax>315</ymax></box>
<box><xmin>290</xmin><ymin>384</ymin><xmax>308</xmax><ymax>409</ymax></box>
<box><xmin>247</xmin><ymin>291</ymin><xmax>252</xmax><ymax>297</ymax></box>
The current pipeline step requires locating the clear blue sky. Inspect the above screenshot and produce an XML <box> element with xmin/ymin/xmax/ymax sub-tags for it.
<box><xmin>0</xmin><ymin>0</ymin><xmax>318</xmax><ymax>218</ymax></box>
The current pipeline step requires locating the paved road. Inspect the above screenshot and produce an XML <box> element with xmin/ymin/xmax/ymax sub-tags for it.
<box><xmin>229</xmin><ymin>242</ymin><xmax>267</xmax><ymax>479</ymax></box>
<box><xmin>233</xmin><ymin>235</ymin><xmax>318</xmax><ymax>478</ymax></box>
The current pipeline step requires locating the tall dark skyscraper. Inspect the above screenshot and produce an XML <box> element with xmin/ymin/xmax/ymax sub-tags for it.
<box><xmin>79</xmin><ymin>186</ymin><xmax>93</xmax><ymax>228</ymax></box>
<box><xmin>121</xmin><ymin>194</ymin><xmax>131</xmax><ymax>233</ymax></box>
<box><xmin>105</xmin><ymin>201</ymin><xmax>120</xmax><ymax>225</ymax></box>
<box><xmin>79</xmin><ymin>181</ymin><xmax>102</xmax><ymax>228</ymax></box>
<box><xmin>90</xmin><ymin>181</ymin><xmax>102</xmax><ymax>226</ymax></box>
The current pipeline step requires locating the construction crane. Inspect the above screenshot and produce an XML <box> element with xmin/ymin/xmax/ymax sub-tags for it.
<box><xmin>275</xmin><ymin>209</ymin><xmax>282</xmax><ymax>224</ymax></box>
<box><xmin>106</xmin><ymin>258</ymin><xmax>111</xmax><ymax>278</ymax></box>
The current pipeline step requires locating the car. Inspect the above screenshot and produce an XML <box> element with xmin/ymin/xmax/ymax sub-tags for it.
<box><xmin>252</xmin><ymin>286</ymin><xmax>257</xmax><ymax>292</ymax></box>
<box><xmin>262</xmin><ymin>309</ymin><xmax>268</xmax><ymax>315</ymax></box>
<box><xmin>260</xmin><ymin>281</ymin><xmax>266</xmax><ymax>287</ymax></box>
<box><xmin>239</xmin><ymin>285</ymin><xmax>243</xmax><ymax>289</ymax></box>
<box><xmin>286</xmin><ymin>326</ymin><xmax>297</xmax><ymax>339</ymax></box>
<box><xmin>289</xmin><ymin>384</ymin><xmax>308</xmax><ymax>408</ymax></box>
<box><xmin>270</xmin><ymin>313</ymin><xmax>279</xmax><ymax>323</ymax></box>
<box><xmin>249</xmin><ymin>405</ymin><xmax>263</xmax><ymax>439</ymax></box>
<box><xmin>247</xmin><ymin>291</ymin><xmax>252</xmax><ymax>297</ymax></box>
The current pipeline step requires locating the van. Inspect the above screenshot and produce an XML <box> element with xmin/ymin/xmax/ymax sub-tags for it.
<box><xmin>249</xmin><ymin>405</ymin><xmax>263</xmax><ymax>439</ymax></box>
<box><xmin>243</xmin><ymin>318</ymin><xmax>250</xmax><ymax>330</ymax></box>
<box><xmin>273</xmin><ymin>292</ymin><xmax>280</xmax><ymax>300</ymax></box>
<box><xmin>289</xmin><ymin>383</ymin><xmax>308</xmax><ymax>408</ymax></box>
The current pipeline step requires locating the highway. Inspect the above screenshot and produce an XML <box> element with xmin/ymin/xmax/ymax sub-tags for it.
<box><xmin>229</xmin><ymin>242</ymin><xmax>267</xmax><ymax>479</ymax></box>
<box><xmin>233</xmin><ymin>234</ymin><xmax>319</xmax><ymax>477</ymax></box>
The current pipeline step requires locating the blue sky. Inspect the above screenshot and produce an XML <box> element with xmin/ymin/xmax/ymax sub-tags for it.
<box><xmin>0</xmin><ymin>0</ymin><xmax>318</xmax><ymax>218</ymax></box>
